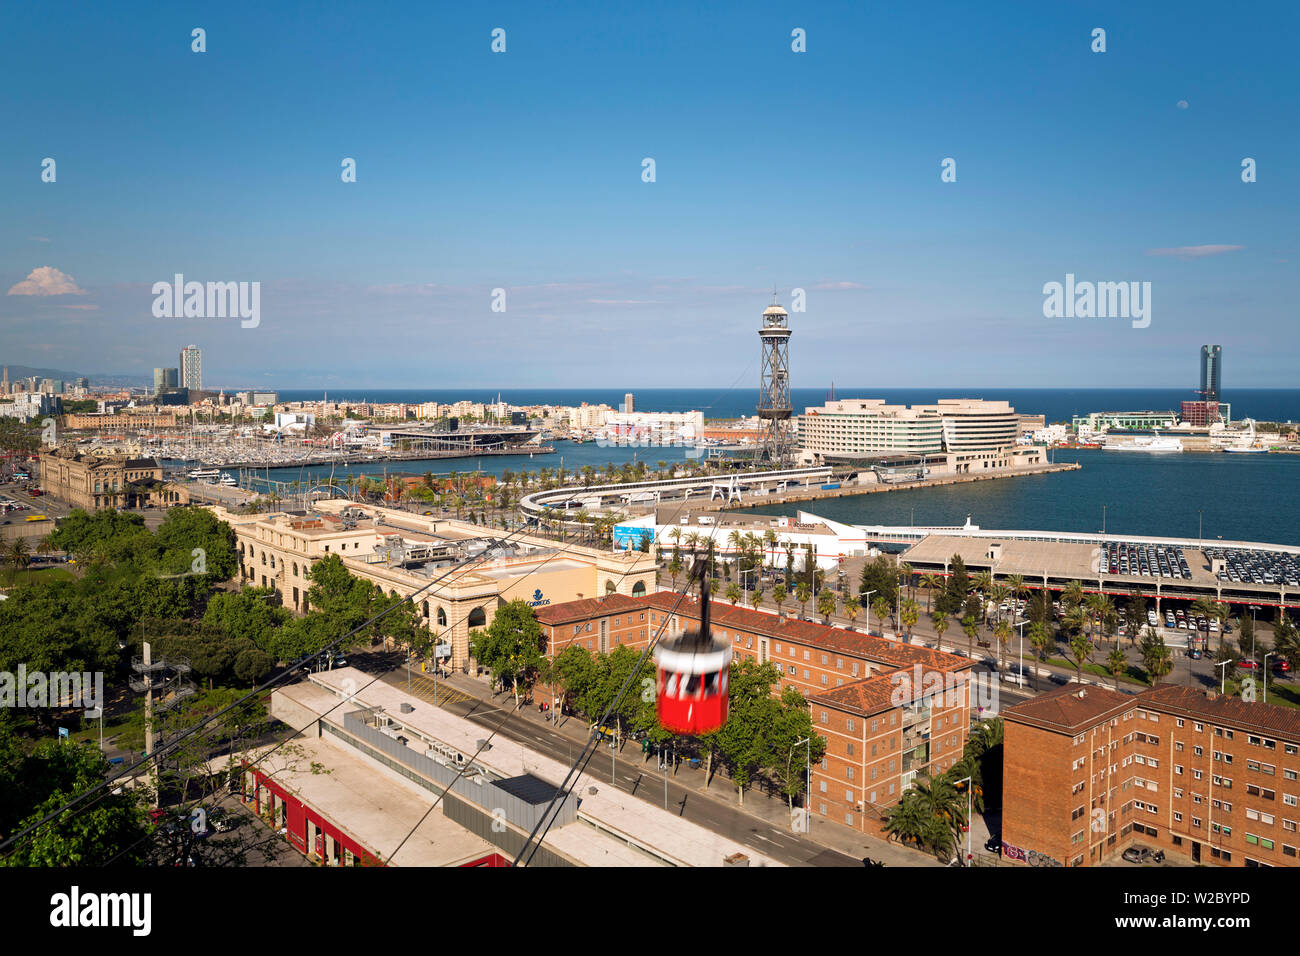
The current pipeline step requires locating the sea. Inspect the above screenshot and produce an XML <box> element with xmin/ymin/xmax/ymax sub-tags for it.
<box><xmin>249</xmin><ymin>388</ymin><xmax>1300</xmax><ymax>547</ymax></box>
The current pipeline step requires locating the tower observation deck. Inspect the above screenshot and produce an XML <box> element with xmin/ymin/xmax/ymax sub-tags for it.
<box><xmin>757</xmin><ymin>295</ymin><xmax>793</xmax><ymax>466</ymax></box>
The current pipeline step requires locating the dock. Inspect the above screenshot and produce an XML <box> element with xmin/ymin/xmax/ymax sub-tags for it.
<box><xmin>724</xmin><ymin>461</ymin><xmax>1082</xmax><ymax>509</ymax></box>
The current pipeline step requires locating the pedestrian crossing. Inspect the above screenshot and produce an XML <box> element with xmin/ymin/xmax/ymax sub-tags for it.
<box><xmin>380</xmin><ymin>671</ymin><xmax>475</xmax><ymax>708</ymax></box>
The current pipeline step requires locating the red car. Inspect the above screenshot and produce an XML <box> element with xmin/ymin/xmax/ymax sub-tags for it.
<box><xmin>1239</xmin><ymin>660</ymin><xmax>1259</xmax><ymax>670</ymax></box>
<box><xmin>1275</xmin><ymin>660</ymin><xmax>1292</xmax><ymax>673</ymax></box>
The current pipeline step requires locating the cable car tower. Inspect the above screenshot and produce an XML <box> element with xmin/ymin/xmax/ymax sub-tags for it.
<box><xmin>757</xmin><ymin>292</ymin><xmax>793</xmax><ymax>467</ymax></box>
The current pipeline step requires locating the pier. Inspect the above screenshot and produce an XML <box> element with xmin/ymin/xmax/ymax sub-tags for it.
<box><xmin>724</xmin><ymin>460</ymin><xmax>1082</xmax><ymax>509</ymax></box>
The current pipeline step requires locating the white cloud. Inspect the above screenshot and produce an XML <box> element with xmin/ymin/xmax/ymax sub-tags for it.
<box><xmin>1145</xmin><ymin>245</ymin><xmax>1243</xmax><ymax>258</ymax></box>
<box><xmin>812</xmin><ymin>280</ymin><xmax>867</xmax><ymax>290</ymax></box>
<box><xmin>7</xmin><ymin>266</ymin><xmax>87</xmax><ymax>296</ymax></box>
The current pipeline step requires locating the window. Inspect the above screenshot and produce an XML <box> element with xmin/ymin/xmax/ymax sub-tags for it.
<box><xmin>1192</xmin><ymin>817</ymin><xmax>1202</xmax><ymax>828</ymax></box>
<box><xmin>1285</xmin><ymin>794</ymin><xmax>1298</xmax><ymax>808</ymax></box>
<box><xmin>846</xmin><ymin>743</ymin><xmax>854</xmax><ymax>756</ymax></box>
<box><xmin>847</xmin><ymin>767</ymin><xmax>854</xmax><ymax>780</ymax></box>
<box><xmin>819</xmin><ymin>781</ymin><xmax>827</xmax><ymax>793</ymax></box>
<box><xmin>1175</xmin><ymin>765</ymin><xmax>1184</xmax><ymax>776</ymax></box>
<box><xmin>820</xmin><ymin>711</ymin><xmax>828</xmax><ymax>724</ymax></box>
<box><xmin>846</xmin><ymin>718</ymin><xmax>855</xmax><ymax>732</ymax></box>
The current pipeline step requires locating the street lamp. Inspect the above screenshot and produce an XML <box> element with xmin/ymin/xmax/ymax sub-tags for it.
<box><xmin>794</xmin><ymin>737</ymin><xmax>813</xmax><ymax>836</ymax></box>
<box><xmin>863</xmin><ymin>590</ymin><xmax>877</xmax><ymax>637</ymax></box>
<box><xmin>1216</xmin><ymin>659</ymin><xmax>1231</xmax><ymax>695</ymax></box>
<box><xmin>1198</xmin><ymin>509</ymin><xmax>1204</xmax><ymax>549</ymax></box>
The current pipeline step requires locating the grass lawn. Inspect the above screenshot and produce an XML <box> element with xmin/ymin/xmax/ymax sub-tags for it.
<box><xmin>4</xmin><ymin>566</ymin><xmax>75</xmax><ymax>587</ymax></box>
<box><xmin>1044</xmin><ymin>657</ymin><xmax>1151</xmax><ymax>687</ymax></box>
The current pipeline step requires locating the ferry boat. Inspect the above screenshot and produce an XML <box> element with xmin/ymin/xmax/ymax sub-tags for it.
<box><xmin>1223</xmin><ymin>445</ymin><xmax>1267</xmax><ymax>454</ymax></box>
<box><xmin>187</xmin><ymin>468</ymin><xmax>222</xmax><ymax>481</ymax></box>
<box><xmin>1103</xmin><ymin>430</ymin><xmax>1183</xmax><ymax>453</ymax></box>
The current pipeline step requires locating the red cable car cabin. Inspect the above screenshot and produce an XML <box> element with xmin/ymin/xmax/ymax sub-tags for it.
<box><xmin>653</xmin><ymin>567</ymin><xmax>732</xmax><ymax>736</ymax></box>
<box><xmin>654</xmin><ymin>639</ymin><xmax>732</xmax><ymax>735</ymax></box>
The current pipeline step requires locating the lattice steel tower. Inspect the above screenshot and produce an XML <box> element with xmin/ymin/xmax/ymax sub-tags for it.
<box><xmin>757</xmin><ymin>294</ymin><xmax>793</xmax><ymax>466</ymax></box>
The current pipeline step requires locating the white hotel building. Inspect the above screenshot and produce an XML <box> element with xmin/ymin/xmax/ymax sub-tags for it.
<box><xmin>797</xmin><ymin>398</ymin><xmax>1038</xmax><ymax>474</ymax></box>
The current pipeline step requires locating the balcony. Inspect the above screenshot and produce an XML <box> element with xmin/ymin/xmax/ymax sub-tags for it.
<box><xmin>902</xmin><ymin>743</ymin><xmax>930</xmax><ymax>773</ymax></box>
<box><xmin>901</xmin><ymin>706</ymin><xmax>931</xmax><ymax>728</ymax></box>
<box><xmin>902</xmin><ymin>723</ymin><xmax>932</xmax><ymax>748</ymax></box>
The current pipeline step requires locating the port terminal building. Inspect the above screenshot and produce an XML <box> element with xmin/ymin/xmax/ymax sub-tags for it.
<box><xmin>206</xmin><ymin>499</ymin><xmax>656</xmax><ymax>671</ymax></box>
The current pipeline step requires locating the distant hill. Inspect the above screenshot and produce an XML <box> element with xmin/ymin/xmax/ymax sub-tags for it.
<box><xmin>0</xmin><ymin>364</ymin><xmax>149</xmax><ymax>388</ymax></box>
<box><xmin>1</xmin><ymin>363</ymin><xmax>86</xmax><ymax>382</ymax></box>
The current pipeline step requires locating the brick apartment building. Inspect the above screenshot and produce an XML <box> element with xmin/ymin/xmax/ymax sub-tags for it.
<box><xmin>534</xmin><ymin>591</ymin><xmax>974</xmax><ymax>832</ymax></box>
<box><xmin>1003</xmin><ymin>682</ymin><xmax>1300</xmax><ymax>867</ymax></box>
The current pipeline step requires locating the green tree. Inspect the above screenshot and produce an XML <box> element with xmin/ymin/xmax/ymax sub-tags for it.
<box><xmin>0</xmin><ymin>727</ymin><xmax>150</xmax><ymax>866</ymax></box>
<box><xmin>795</xmin><ymin>582</ymin><xmax>812</xmax><ymax>620</ymax></box>
<box><xmin>469</xmin><ymin>600</ymin><xmax>546</xmax><ymax>708</ymax></box>
<box><xmin>1107</xmin><ymin>646</ymin><xmax>1128</xmax><ymax>690</ymax></box>
<box><xmin>1068</xmin><ymin>631</ymin><xmax>1092</xmax><ymax>684</ymax></box>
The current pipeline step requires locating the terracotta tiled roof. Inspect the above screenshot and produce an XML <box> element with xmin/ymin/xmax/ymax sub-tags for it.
<box><xmin>534</xmin><ymin>593</ymin><xmax>644</xmax><ymax>626</ymax></box>
<box><xmin>1002</xmin><ymin>683</ymin><xmax>1137</xmax><ymax>733</ymax></box>
<box><xmin>809</xmin><ymin>673</ymin><xmax>916</xmax><ymax>717</ymax></box>
<box><xmin>636</xmin><ymin>592</ymin><xmax>972</xmax><ymax>674</ymax></box>
<box><xmin>1141</xmin><ymin>684</ymin><xmax>1300</xmax><ymax>740</ymax></box>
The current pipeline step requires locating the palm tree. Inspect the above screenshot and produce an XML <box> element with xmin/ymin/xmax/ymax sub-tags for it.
<box><xmin>1107</xmin><ymin>646</ymin><xmax>1128</xmax><ymax>690</ymax></box>
<box><xmin>961</xmin><ymin>615</ymin><xmax>979</xmax><ymax>657</ymax></box>
<box><xmin>932</xmin><ymin>611</ymin><xmax>950</xmax><ymax>650</ymax></box>
<box><xmin>901</xmin><ymin>599</ymin><xmax>919</xmax><ymax>644</ymax></box>
<box><xmin>920</xmin><ymin>573</ymin><xmax>942</xmax><ymax>613</ymax></box>
<box><xmin>6</xmin><ymin>539</ymin><xmax>32</xmax><ymax>584</ymax></box>
<box><xmin>817</xmin><ymin>589</ymin><xmax>837</xmax><ymax>624</ymax></box>
<box><xmin>763</xmin><ymin>529</ymin><xmax>778</xmax><ymax>573</ymax></box>
<box><xmin>795</xmin><ymin>582</ymin><xmax>812</xmax><ymax>620</ymax></box>
<box><xmin>749</xmin><ymin>588</ymin><xmax>764</xmax><ymax>614</ymax></box>
<box><xmin>1062</xmin><ymin>580</ymin><xmax>1084</xmax><ymax>610</ymax></box>
<box><xmin>773</xmin><ymin>584</ymin><xmax>788</xmax><ymax>618</ymax></box>
<box><xmin>844</xmin><ymin>595</ymin><xmax>860</xmax><ymax>629</ymax></box>
<box><xmin>872</xmin><ymin>597</ymin><xmax>891</xmax><ymax>635</ymax></box>
<box><xmin>989</xmin><ymin>584</ymin><xmax>1009</xmax><ymax>625</ymax></box>
<box><xmin>1069</xmin><ymin>632</ymin><xmax>1093</xmax><ymax>684</ymax></box>
<box><xmin>993</xmin><ymin>619</ymin><xmax>1012</xmax><ymax>669</ymax></box>
<box><xmin>668</xmin><ymin>552</ymin><xmax>683</xmax><ymax>589</ymax></box>
<box><xmin>1027</xmin><ymin>621</ymin><xmax>1051</xmax><ymax>690</ymax></box>
<box><xmin>1007</xmin><ymin>573</ymin><xmax>1028</xmax><ymax>613</ymax></box>
<box><xmin>898</xmin><ymin>561</ymin><xmax>915</xmax><ymax>601</ymax></box>
<box><xmin>972</xmin><ymin>570</ymin><xmax>992</xmax><ymax>598</ymax></box>
<box><xmin>726</xmin><ymin>582</ymin><xmax>742</xmax><ymax>606</ymax></box>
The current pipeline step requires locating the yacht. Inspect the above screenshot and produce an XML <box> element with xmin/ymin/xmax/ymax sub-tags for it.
<box><xmin>1104</xmin><ymin>430</ymin><xmax>1183</xmax><ymax>453</ymax></box>
<box><xmin>219</xmin><ymin>473</ymin><xmax>237</xmax><ymax>486</ymax></box>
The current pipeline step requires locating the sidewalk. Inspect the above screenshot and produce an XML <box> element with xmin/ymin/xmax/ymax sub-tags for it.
<box><xmin>434</xmin><ymin>669</ymin><xmax>942</xmax><ymax>867</ymax></box>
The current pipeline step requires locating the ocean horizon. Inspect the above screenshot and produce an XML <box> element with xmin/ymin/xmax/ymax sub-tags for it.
<box><xmin>274</xmin><ymin>387</ymin><xmax>1300</xmax><ymax>426</ymax></box>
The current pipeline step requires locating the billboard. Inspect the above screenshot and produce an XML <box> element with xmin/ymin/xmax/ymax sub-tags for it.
<box><xmin>612</xmin><ymin>524</ymin><xmax>655</xmax><ymax>551</ymax></box>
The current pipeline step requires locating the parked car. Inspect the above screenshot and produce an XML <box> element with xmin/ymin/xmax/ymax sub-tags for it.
<box><xmin>1122</xmin><ymin>845</ymin><xmax>1165</xmax><ymax>864</ymax></box>
<box><xmin>1275</xmin><ymin>659</ymin><xmax>1292</xmax><ymax>673</ymax></box>
<box><xmin>1240</xmin><ymin>659</ymin><xmax>1260</xmax><ymax>670</ymax></box>
<box><xmin>984</xmin><ymin>834</ymin><xmax>1002</xmax><ymax>855</ymax></box>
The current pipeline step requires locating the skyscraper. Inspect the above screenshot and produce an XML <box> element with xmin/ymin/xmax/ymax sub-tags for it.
<box><xmin>154</xmin><ymin>367</ymin><xmax>178</xmax><ymax>394</ymax></box>
<box><xmin>180</xmin><ymin>345</ymin><xmax>202</xmax><ymax>391</ymax></box>
<box><xmin>623</xmin><ymin>392</ymin><xmax>634</xmax><ymax>413</ymax></box>
<box><xmin>1200</xmin><ymin>345</ymin><xmax>1222</xmax><ymax>403</ymax></box>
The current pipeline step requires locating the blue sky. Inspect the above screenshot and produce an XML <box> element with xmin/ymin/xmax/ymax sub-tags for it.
<box><xmin>2</xmin><ymin>1</ymin><xmax>1296</xmax><ymax>389</ymax></box>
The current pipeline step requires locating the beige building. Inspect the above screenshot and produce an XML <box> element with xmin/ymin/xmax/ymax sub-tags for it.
<box><xmin>798</xmin><ymin>398</ymin><xmax>1028</xmax><ymax>474</ymax></box>
<box><xmin>207</xmin><ymin>499</ymin><xmax>657</xmax><ymax>672</ymax></box>
<box><xmin>64</xmin><ymin>410</ymin><xmax>182</xmax><ymax>430</ymax></box>
<box><xmin>39</xmin><ymin>449</ymin><xmax>188</xmax><ymax>511</ymax></box>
